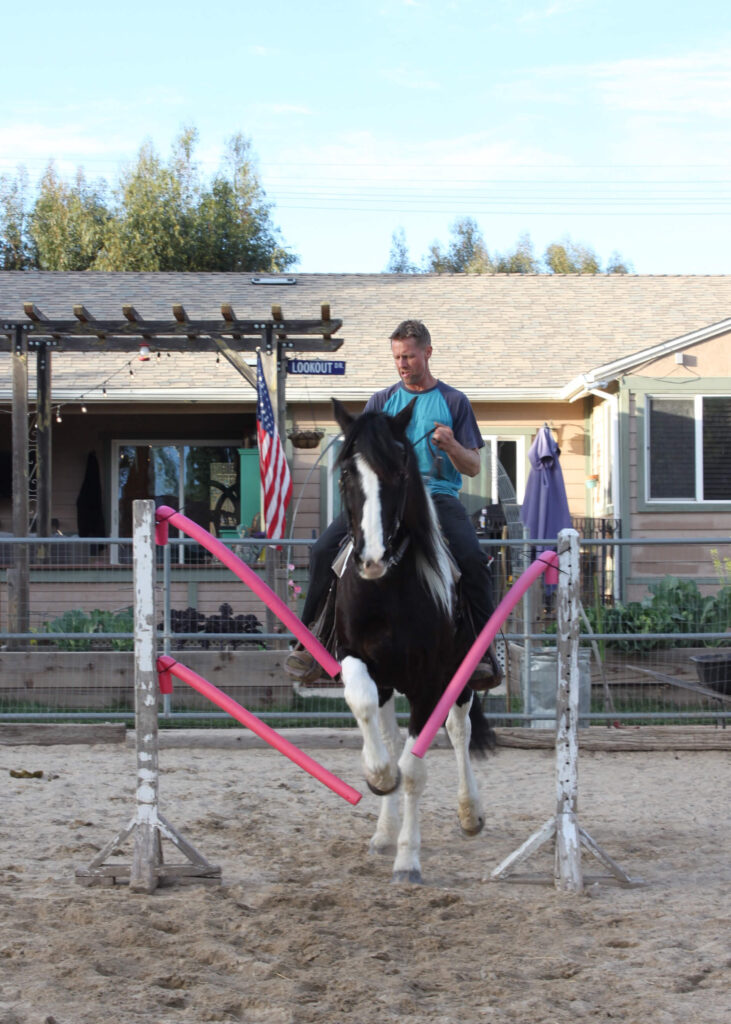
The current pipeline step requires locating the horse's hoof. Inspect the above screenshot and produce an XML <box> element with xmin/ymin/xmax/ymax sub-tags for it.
<box><xmin>369</xmin><ymin>839</ymin><xmax>397</xmax><ymax>856</ymax></box>
<box><xmin>366</xmin><ymin>767</ymin><xmax>401</xmax><ymax>797</ymax></box>
<box><xmin>460</xmin><ymin>815</ymin><xmax>485</xmax><ymax>838</ymax></box>
<box><xmin>392</xmin><ymin>869</ymin><xmax>423</xmax><ymax>885</ymax></box>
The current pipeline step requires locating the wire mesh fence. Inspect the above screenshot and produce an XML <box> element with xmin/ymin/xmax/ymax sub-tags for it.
<box><xmin>1</xmin><ymin>534</ymin><xmax>729</xmax><ymax>728</ymax></box>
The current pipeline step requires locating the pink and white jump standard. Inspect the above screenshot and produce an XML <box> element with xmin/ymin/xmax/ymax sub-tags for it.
<box><xmin>76</xmin><ymin>500</ymin><xmax>360</xmax><ymax>894</ymax></box>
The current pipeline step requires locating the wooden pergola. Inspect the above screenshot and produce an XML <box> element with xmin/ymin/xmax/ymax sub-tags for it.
<box><xmin>1</xmin><ymin>300</ymin><xmax>342</xmax><ymax>636</ymax></box>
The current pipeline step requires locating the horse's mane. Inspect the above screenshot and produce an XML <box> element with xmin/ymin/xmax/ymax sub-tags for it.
<box><xmin>337</xmin><ymin>411</ymin><xmax>454</xmax><ymax>615</ymax></box>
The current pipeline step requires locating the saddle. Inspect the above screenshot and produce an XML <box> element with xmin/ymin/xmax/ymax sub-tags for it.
<box><xmin>287</xmin><ymin>540</ymin><xmax>502</xmax><ymax>690</ymax></box>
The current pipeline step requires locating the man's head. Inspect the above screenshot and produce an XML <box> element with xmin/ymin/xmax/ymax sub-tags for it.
<box><xmin>389</xmin><ymin>320</ymin><xmax>435</xmax><ymax>391</ymax></box>
<box><xmin>389</xmin><ymin>319</ymin><xmax>431</xmax><ymax>349</ymax></box>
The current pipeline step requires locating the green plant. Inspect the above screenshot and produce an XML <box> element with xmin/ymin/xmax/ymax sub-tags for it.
<box><xmin>580</xmin><ymin>576</ymin><xmax>731</xmax><ymax>653</ymax></box>
<box><xmin>40</xmin><ymin>607</ymin><xmax>134</xmax><ymax>650</ymax></box>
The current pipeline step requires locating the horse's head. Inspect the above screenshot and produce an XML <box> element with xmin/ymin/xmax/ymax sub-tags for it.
<box><xmin>333</xmin><ymin>397</ymin><xmax>417</xmax><ymax>580</ymax></box>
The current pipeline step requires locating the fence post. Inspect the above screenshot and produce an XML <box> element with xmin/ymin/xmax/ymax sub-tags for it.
<box><xmin>554</xmin><ymin>528</ymin><xmax>583</xmax><ymax>892</ymax></box>
<box><xmin>130</xmin><ymin>499</ymin><xmax>161</xmax><ymax>893</ymax></box>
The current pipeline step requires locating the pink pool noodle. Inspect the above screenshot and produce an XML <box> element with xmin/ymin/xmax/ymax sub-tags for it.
<box><xmin>155</xmin><ymin>505</ymin><xmax>341</xmax><ymax>680</ymax></box>
<box><xmin>157</xmin><ymin>655</ymin><xmax>361</xmax><ymax>805</ymax></box>
<box><xmin>411</xmin><ymin>550</ymin><xmax>559</xmax><ymax>758</ymax></box>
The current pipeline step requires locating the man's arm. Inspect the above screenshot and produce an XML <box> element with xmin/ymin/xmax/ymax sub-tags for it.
<box><xmin>432</xmin><ymin>422</ymin><xmax>481</xmax><ymax>477</ymax></box>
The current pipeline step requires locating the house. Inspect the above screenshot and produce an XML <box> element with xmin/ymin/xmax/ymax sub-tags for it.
<box><xmin>1</xmin><ymin>271</ymin><xmax>730</xmax><ymax>630</ymax></box>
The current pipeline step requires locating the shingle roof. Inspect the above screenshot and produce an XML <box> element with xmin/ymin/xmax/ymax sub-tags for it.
<box><xmin>1</xmin><ymin>271</ymin><xmax>730</xmax><ymax>402</ymax></box>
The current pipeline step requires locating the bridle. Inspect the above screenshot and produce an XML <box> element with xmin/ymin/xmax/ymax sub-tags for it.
<box><xmin>340</xmin><ymin>439</ymin><xmax>412</xmax><ymax>573</ymax></box>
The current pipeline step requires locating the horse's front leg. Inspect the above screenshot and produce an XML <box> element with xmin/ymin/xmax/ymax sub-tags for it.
<box><xmin>369</xmin><ymin>694</ymin><xmax>402</xmax><ymax>855</ymax></box>
<box><xmin>392</xmin><ymin>734</ymin><xmax>427</xmax><ymax>884</ymax></box>
<box><xmin>446</xmin><ymin>695</ymin><xmax>485</xmax><ymax>836</ymax></box>
<box><xmin>341</xmin><ymin>656</ymin><xmax>400</xmax><ymax>795</ymax></box>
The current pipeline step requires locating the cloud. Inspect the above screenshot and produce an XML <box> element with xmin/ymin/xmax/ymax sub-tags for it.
<box><xmin>528</xmin><ymin>48</ymin><xmax>731</xmax><ymax>117</ymax></box>
<box><xmin>519</xmin><ymin>0</ymin><xmax>590</xmax><ymax>22</ymax></box>
<box><xmin>590</xmin><ymin>51</ymin><xmax>731</xmax><ymax>116</ymax></box>
<box><xmin>249</xmin><ymin>45</ymin><xmax>279</xmax><ymax>57</ymax></box>
<box><xmin>379</xmin><ymin>67</ymin><xmax>441</xmax><ymax>90</ymax></box>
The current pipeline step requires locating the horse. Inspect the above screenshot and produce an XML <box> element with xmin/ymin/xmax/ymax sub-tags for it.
<box><xmin>332</xmin><ymin>397</ymin><xmax>495</xmax><ymax>884</ymax></box>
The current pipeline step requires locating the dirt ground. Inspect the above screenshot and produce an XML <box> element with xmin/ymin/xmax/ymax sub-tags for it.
<box><xmin>0</xmin><ymin>736</ymin><xmax>728</xmax><ymax>1024</ymax></box>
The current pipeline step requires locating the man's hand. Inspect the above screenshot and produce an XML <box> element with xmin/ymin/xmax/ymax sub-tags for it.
<box><xmin>432</xmin><ymin>422</ymin><xmax>481</xmax><ymax>477</ymax></box>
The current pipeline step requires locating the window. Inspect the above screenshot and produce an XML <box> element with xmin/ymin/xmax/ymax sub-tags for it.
<box><xmin>112</xmin><ymin>441</ymin><xmax>242</xmax><ymax>560</ymax></box>
<box><xmin>647</xmin><ymin>396</ymin><xmax>731</xmax><ymax>501</ymax></box>
<box><xmin>323</xmin><ymin>433</ymin><xmax>526</xmax><ymax>528</ymax></box>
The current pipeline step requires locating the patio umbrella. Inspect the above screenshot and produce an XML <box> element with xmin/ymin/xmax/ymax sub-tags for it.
<box><xmin>520</xmin><ymin>425</ymin><xmax>572</xmax><ymax>585</ymax></box>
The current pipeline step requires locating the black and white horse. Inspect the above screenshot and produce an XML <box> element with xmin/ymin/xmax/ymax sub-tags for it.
<box><xmin>332</xmin><ymin>397</ymin><xmax>494</xmax><ymax>884</ymax></box>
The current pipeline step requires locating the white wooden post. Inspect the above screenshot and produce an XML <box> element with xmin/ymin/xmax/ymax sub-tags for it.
<box><xmin>554</xmin><ymin>528</ymin><xmax>583</xmax><ymax>892</ymax></box>
<box><xmin>489</xmin><ymin>527</ymin><xmax>639</xmax><ymax>890</ymax></box>
<box><xmin>76</xmin><ymin>499</ymin><xmax>220</xmax><ymax>890</ymax></box>
<box><xmin>130</xmin><ymin>499</ymin><xmax>161</xmax><ymax>893</ymax></box>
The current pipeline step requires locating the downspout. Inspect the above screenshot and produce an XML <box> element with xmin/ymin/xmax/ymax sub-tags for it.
<box><xmin>569</xmin><ymin>384</ymin><xmax>621</xmax><ymax>601</ymax></box>
<box><xmin>586</xmin><ymin>388</ymin><xmax>620</xmax><ymax>520</ymax></box>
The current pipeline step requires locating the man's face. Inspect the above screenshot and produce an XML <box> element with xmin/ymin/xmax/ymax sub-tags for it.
<box><xmin>391</xmin><ymin>336</ymin><xmax>432</xmax><ymax>389</ymax></box>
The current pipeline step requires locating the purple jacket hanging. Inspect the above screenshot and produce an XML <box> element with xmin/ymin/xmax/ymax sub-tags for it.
<box><xmin>520</xmin><ymin>426</ymin><xmax>572</xmax><ymax>584</ymax></box>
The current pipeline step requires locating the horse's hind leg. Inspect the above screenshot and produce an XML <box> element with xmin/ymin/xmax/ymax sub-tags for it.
<box><xmin>370</xmin><ymin>695</ymin><xmax>402</xmax><ymax>855</ymax></box>
<box><xmin>341</xmin><ymin>656</ymin><xmax>400</xmax><ymax>795</ymax></box>
<box><xmin>446</xmin><ymin>695</ymin><xmax>485</xmax><ymax>837</ymax></box>
<box><xmin>392</xmin><ymin>734</ymin><xmax>427</xmax><ymax>884</ymax></box>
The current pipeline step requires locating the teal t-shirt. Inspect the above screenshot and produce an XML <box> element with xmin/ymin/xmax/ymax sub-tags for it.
<box><xmin>364</xmin><ymin>381</ymin><xmax>483</xmax><ymax>498</ymax></box>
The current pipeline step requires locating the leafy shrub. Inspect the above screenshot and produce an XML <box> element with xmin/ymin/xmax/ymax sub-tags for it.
<box><xmin>582</xmin><ymin>576</ymin><xmax>731</xmax><ymax>653</ymax></box>
<box><xmin>40</xmin><ymin>607</ymin><xmax>134</xmax><ymax>650</ymax></box>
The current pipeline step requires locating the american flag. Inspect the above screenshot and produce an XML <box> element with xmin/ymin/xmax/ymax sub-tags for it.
<box><xmin>256</xmin><ymin>352</ymin><xmax>292</xmax><ymax>538</ymax></box>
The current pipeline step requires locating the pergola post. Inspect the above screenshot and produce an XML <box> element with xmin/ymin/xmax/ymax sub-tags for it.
<box><xmin>9</xmin><ymin>325</ymin><xmax>29</xmax><ymax>647</ymax></box>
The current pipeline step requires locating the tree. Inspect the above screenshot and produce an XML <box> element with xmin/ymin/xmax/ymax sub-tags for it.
<box><xmin>544</xmin><ymin>236</ymin><xmax>601</xmax><ymax>274</ymax></box>
<box><xmin>0</xmin><ymin>127</ymin><xmax>298</xmax><ymax>272</ymax></box>
<box><xmin>392</xmin><ymin>223</ymin><xmax>632</xmax><ymax>276</ymax></box>
<box><xmin>493</xmin><ymin>232</ymin><xmax>540</xmax><ymax>274</ymax></box>
<box><xmin>189</xmin><ymin>133</ymin><xmax>297</xmax><ymax>272</ymax></box>
<box><xmin>386</xmin><ymin>227</ymin><xmax>419</xmax><ymax>273</ymax></box>
<box><xmin>606</xmin><ymin>250</ymin><xmax>633</xmax><ymax>275</ymax></box>
<box><xmin>30</xmin><ymin>163</ymin><xmax>109</xmax><ymax>270</ymax></box>
<box><xmin>94</xmin><ymin>129</ymin><xmax>296</xmax><ymax>272</ymax></box>
<box><xmin>95</xmin><ymin>136</ymin><xmax>194</xmax><ymax>271</ymax></box>
<box><xmin>0</xmin><ymin>167</ymin><xmax>34</xmax><ymax>269</ymax></box>
<box><xmin>425</xmin><ymin>217</ymin><xmax>493</xmax><ymax>273</ymax></box>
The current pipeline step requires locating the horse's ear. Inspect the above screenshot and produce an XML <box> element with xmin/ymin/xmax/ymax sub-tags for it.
<box><xmin>332</xmin><ymin>397</ymin><xmax>354</xmax><ymax>433</ymax></box>
<box><xmin>391</xmin><ymin>396</ymin><xmax>417</xmax><ymax>435</ymax></box>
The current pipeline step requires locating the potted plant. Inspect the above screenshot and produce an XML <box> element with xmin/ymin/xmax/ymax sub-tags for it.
<box><xmin>287</xmin><ymin>426</ymin><xmax>325</xmax><ymax>449</ymax></box>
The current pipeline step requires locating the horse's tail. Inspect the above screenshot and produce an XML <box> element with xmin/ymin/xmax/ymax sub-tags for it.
<box><xmin>469</xmin><ymin>693</ymin><xmax>497</xmax><ymax>757</ymax></box>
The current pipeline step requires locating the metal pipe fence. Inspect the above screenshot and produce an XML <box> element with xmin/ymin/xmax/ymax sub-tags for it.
<box><xmin>1</xmin><ymin>533</ymin><xmax>729</xmax><ymax>728</ymax></box>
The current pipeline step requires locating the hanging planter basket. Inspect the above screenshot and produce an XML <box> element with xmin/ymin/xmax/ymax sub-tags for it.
<box><xmin>287</xmin><ymin>427</ymin><xmax>325</xmax><ymax>450</ymax></box>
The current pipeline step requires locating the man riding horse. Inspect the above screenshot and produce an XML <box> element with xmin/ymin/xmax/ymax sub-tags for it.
<box><xmin>285</xmin><ymin>318</ymin><xmax>501</xmax><ymax>688</ymax></box>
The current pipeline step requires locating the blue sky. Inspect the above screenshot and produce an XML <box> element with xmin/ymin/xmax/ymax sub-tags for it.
<box><xmin>2</xmin><ymin>0</ymin><xmax>730</xmax><ymax>274</ymax></box>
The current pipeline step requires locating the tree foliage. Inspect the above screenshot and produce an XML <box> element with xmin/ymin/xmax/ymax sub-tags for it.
<box><xmin>386</xmin><ymin>218</ymin><xmax>632</xmax><ymax>276</ymax></box>
<box><xmin>0</xmin><ymin>168</ymin><xmax>34</xmax><ymax>269</ymax></box>
<box><xmin>0</xmin><ymin>128</ymin><xmax>297</xmax><ymax>272</ymax></box>
<box><xmin>425</xmin><ymin>217</ymin><xmax>492</xmax><ymax>273</ymax></box>
<box><xmin>31</xmin><ymin>164</ymin><xmax>109</xmax><ymax>270</ymax></box>
<box><xmin>386</xmin><ymin>227</ymin><xmax>419</xmax><ymax>273</ymax></box>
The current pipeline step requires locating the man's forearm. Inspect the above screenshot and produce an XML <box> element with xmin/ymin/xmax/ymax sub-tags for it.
<box><xmin>446</xmin><ymin>443</ymin><xmax>481</xmax><ymax>477</ymax></box>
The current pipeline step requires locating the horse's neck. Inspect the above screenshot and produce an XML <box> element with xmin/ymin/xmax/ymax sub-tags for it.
<box><xmin>405</xmin><ymin>492</ymin><xmax>455</xmax><ymax>618</ymax></box>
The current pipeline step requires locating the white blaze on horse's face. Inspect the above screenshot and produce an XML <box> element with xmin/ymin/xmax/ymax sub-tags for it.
<box><xmin>354</xmin><ymin>453</ymin><xmax>387</xmax><ymax>579</ymax></box>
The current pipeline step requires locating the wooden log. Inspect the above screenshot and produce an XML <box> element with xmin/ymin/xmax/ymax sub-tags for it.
<box><xmin>0</xmin><ymin>723</ymin><xmax>126</xmax><ymax>745</ymax></box>
<box><xmin>495</xmin><ymin>726</ymin><xmax>731</xmax><ymax>751</ymax></box>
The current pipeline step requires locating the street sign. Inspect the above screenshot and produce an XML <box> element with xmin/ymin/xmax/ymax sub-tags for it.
<box><xmin>287</xmin><ymin>358</ymin><xmax>346</xmax><ymax>375</ymax></box>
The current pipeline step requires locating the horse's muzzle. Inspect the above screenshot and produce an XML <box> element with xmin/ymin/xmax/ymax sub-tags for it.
<box><xmin>358</xmin><ymin>558</ymin><xmax>387</xmax><ymax>580</ymax></box>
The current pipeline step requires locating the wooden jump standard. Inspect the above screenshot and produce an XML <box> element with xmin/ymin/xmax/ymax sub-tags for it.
<box><xmin>76</xmin><ymin>500</ymin><xmax>358</xmax><ymax>893</ymax></box>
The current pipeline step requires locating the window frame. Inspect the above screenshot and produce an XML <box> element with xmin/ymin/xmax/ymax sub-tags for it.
<box><xmin>643</xmin><ymin>393</ymin><xmax>731</xmax><ymax>505</ymax></box>
<box><xmin>110</xmin><ymin>437</ymin><xmax>243</xmax><ymax>560</ymax></box>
